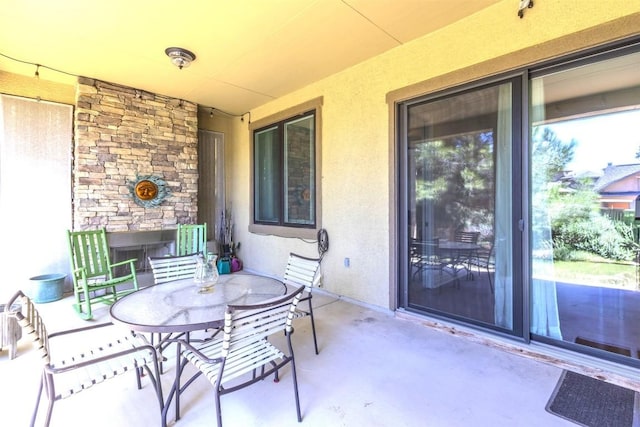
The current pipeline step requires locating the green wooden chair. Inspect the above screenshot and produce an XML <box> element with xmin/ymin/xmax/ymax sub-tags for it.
<box><xmin>175</xmin><ymin>223</ymin><xmax>207</xmax><ymax>256</ymax></box>
<box><xmin>67</xmin><ymin>228</ymin><xmax>139</xmax><ymax>320</ymax></box>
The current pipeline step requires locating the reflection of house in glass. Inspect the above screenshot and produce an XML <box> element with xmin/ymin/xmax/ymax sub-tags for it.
<box><xmin>556</xmin><ymin>163</ymin><xmax>640</xmax><ymax>212</ymax></box>
<box><xmin>593</xmin><ymin>163</ymin><xmax>640</xmax><ymax>211</ymax></box>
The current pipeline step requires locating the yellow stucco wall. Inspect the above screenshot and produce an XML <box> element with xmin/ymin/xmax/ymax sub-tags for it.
<box><xmin>230</xmin><ymin>0</ymin><xmax>640</xmax><ymax>308</ymax></box>
<box><xmin>2</xmin><ymin>1</ymin><xmax>638</xmax><ymax>309</ymax></box>
<box><xmin>0</xmin><ymin>70</ymin><xmax>75</xmax><ymax>105</ymax></box>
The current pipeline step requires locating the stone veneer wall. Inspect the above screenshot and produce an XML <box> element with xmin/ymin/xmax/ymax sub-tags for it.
<box><xmin>73</xmin><ymin>77</ymin><xmax>198</xmax><ymax>231</ymax></box>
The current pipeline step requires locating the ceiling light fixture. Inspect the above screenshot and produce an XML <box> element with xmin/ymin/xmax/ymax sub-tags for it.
<box><xmin>165</xmin><ymin>47</ymin><xmax>196</xmax><ymax>69</ymax></box>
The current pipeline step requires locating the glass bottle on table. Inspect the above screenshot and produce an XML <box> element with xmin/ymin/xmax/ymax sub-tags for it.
<box><xmin>194</xmin><ymin>252</ymin><xmax>219</xmax><ymax>292</ymax></box>
<box><xmin>205</xmin><ymin>252</ymin><xmax>219</xmax><ymax>284</ymax></box>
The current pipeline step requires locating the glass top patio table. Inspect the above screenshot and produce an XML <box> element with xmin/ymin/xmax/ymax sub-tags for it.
<box><xmin>437</xmin><ymin>241</ymin><xmax>481</xmax><ymax>251</ymax></box>
<box><xmin>437</xmin><ymin>240</ymin><xmax>481</xmax><ymax>278</ymax></box>
<box><xmin>110</xmin><ymin>273</ymin><xmax>288</xmax><ymax>334</ymax></box>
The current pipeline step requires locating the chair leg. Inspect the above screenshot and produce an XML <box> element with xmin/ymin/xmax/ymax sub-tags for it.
<box><xmin>307</xmin><ymin>301</ymin><xmax>319</xmax><ymax>355</ymax></box>
<box><xmin>83</xmin><ymin>289</ymin><xmax>93</xmax><ymax>320</ymax></box>
<box><xmin>141</xmin><ymin>356</ymin><xmax>165</xmax><ymax>411</ymax></box>
<box><xmin>488</xmin><ymin>267</ymin><xmax>494</xmax><ymax>294</ymax></box>
<box><xmin>73</xmin><ymin>287</ymin><xmax>93</xmax><ymax>320</ymax></box>
<box><xmin>214</xmin><ymin>388</ymin><xmax>223</xmax><ymax>427</ymax></box>
<box><xmin>292</xmin><ymin>361</ymin><xmax>302</xmax><ymax>422</ymax></box>
<box><xmin>30</xmin><ymin>374</ymin><xmax>44</xmax><ymax>427</ymax></box>
<box><xmin>43</xmin><ymin>398</ymin><xmax>55</xmax><ymax>427</ymax></box>
<box><xmin>151</xmin><ymin>332</ymin><xmax>166</xmax><ymax>374</ymax></box>
<box><xmin>174</xmin><ymin>344</ymin><xmax>191</xmax><ymax>423</ymax></box>
<box><xmin>135</xmin><ymin>367</ymin><xmax>143</xmax><ymax>389</ymax></box>
<box><xmin>287</xmin><ymin>336</ymin><xmax>302</xmax><ymax>422</ymax></box>
<box><xmin>162</xmin><ymin>349</ymin><xmax>187</xmax><ymax>427</ymax></box>
<box><xmin>41</xmin><ymin>373</ymin><xmax>56</xmax><ymax>427</ymax></box>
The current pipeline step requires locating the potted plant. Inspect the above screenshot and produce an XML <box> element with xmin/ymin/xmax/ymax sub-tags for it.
<box><xmin>217</xmin><ymin>208</ymin><xmax>242</xmax><ymax>273</ymax></box>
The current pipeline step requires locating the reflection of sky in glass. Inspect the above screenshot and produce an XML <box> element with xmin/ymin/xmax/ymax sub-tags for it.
<box><xmin>547</xmin><ymin>109</ymin><xmax>640</xmax><ymax>173</ymax></box>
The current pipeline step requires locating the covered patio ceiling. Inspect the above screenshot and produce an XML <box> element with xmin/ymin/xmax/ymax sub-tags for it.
<box><xmin>0</xmin><ymin>0</ymin><xmax>502</xmax><ymax>115</ymax></box>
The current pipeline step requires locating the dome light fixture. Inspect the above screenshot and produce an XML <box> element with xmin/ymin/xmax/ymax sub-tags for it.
<box><xmin>165</xmin><ymin>47</ymin><xmax>196</xmax><ymax>69</ymax></box>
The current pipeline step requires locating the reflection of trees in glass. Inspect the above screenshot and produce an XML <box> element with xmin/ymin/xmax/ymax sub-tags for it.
<box><xmin>531</xmin><ymin>126</ymin><xmax>576</xmax><ymax>255</ymax></box>
<box><xmin>414</xmin><ymin>131</ymin><xmax>494</xmax><ymax>236</ymax></box>
<box><xmin>531</xmin><ymin>127</ymin><xmax>576</xmax><ymax>183</ymax></box>
<box><xmin>532</xmin><ymin>126</ymin><xmax>637</xmax><ymax>261</ymax></box>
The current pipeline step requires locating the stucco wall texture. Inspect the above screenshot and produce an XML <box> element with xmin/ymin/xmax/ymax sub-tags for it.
<box><xmin>231</xmin><ymin>1</ymin><xmax>640</xmax><ymax>309</ymax></box>
<box><xmin>2</xmin><ymin>1</ymin><xmax>639</xmax><ymax>310</ymax></box>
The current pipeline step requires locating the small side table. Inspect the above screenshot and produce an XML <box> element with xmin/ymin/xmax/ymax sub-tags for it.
<box><xmin>0</xmin><ymin>303</ymin><xmax>22</xmax><ymax>359</ymax></box>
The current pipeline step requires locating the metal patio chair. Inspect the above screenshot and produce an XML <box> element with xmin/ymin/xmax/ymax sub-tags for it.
<box><xmin>148</xmin><ymin>253</ymin><xmax>200</xmax><ymax>368</ymax></box>
<box><xmin>149</xmin><ymin>253</ymin><xmax>199</xmax><ymax>284</ymax></box>
<box><xmin>410</xmin><ymin>238</ymin><xmax>445</xmax><ymax>278</ymax></box>
<box><xmin>469</xmin><ymin>242</ymin><xmax>495</xmax><ymax>294</ymax></box>
<box><xmin>175</xmin><ymin>223</ymin><xmax>207</xmax><ymax>256</ymax></box>
<box><xmin>67</xmin><ymin>228</ymin><xmax>139</xmax><ymax>320</ymax></box>
<box><xmin>453</xmin><ymin>230</ymin><xmax>481</xmax><ymax>279</ymax></box>
<box><xmin>5</xmin><ymin>290</ymin><xmax>164</xmax><ymax>427</ymax></box>
<box><xmin>163</xmin><ymin>285</ymin><xmax>305</xmax><ymax>427</ymax></box>
<box><xmin>284</xmin><ymin>253</ymin><xmax>322</xmax><ymax>354</ymax></box>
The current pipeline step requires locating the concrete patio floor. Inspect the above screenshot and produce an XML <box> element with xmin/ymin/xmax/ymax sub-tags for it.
<box><xmin>0</xmin><ymin>289</ymin><xmax>575</xmax><ymax>426</ymax></box>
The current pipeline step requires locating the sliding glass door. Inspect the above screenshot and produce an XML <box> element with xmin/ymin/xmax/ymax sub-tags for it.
<box><xmin>399</xmin><ymin>77</ymin><xmax>522</xmax><ymax>335</ymax></box>
<box><xmin>398</xmin><ymin>40</ymin><xmax>640</xmax><ymax>363</ymax></box>
<box><xmin>529</xmin><ymin>47</ymin><xmax>640</xmax><ymax>361</ymax></box>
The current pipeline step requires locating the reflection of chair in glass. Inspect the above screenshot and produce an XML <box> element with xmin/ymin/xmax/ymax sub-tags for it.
<box><xmin>165</xmin><ymin>286</ymin><xmax>305</xmax><ymax>427</ymax></box>
<box><xmin>149</xmin><ymin>254</ymin><xmax>199</xmax><ymax>284</ymax></box>
<box><xmin>284</xmin><ymin>253</ymin><xmax>322</xmax><ymax>354</ymax></box>
<box><xmin>454</xmin><ymin>231</ymin><xmax>480</xmax><ymax>244</ymax></box>
<box><xmin>453</xmin><ymin>231</ymin><xmax>480</xmax><ymax>279</ymax></box>
<box><xmin>410</xmin><ymin>238</ymin><xmax>443</xmax><ymax>278</ymax></box>
<box><xmin>67</xmin><ymin>228</ymin><xmax>139</xmax><ymax>320</ymax></box>
<box><xmin>176</xmin><ymin>223</ymin><xmax>207</xmax><ymax>256</ymax></box>
<box><xmin>6</xmin><ymin>290</ymin><xmax>164</xmax><ymax>427</ymax></box>
<box><xmin>470</xmin><ymin>242</ymin><xmax>495</xmax><ymax>294</ymax></box>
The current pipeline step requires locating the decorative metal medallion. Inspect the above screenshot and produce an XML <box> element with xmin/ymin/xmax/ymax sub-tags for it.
<box><xmin>128</xmin><ymin>174</ymin><xmax>170</xmax><ymax>207</ymax></box>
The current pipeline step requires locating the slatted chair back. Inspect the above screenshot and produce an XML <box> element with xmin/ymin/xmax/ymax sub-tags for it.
<box><xmin>149</xmin><ymin>254</ymin><xmax>199</xmax><ymax>284</ymax></box>
<box><xmin>223</xmin><ymin>285</ymin><xmax>304</xmax><ymax>358</ymax></box>
<box><xmin>176</xmin><ymin>223</ymin><xmax>207</xmax><ymax>256</ymax></box>
<box><xmin>172</xmin><ymin>286</ymin><xmax>305</xmax><ymax>427</ymax></box>
<box><xmin>452</xmin><ymin>231</ymin><xmax>481</xmax><ymax>280</ymax></box>
<box><xmin>68</xmin><ymin>228</ymin><xmax>112</xmax><ymax>279</ymax></box>
<box><xmin>283</xmin><ymin>252</ymin><xmax>322</xmax><ymax>354</ymax></box>
<box><xmin>454</xmin><ymin>231</ymin><xmax>480</xmax><ymax>244</ymax></box>
<box><xmin>283</xmin><ymin>253</ymin><xmax>321</xmax><ymax>290</ymax></box>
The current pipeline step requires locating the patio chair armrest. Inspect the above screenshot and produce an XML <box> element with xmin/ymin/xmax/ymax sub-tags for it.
<box><xmin>45</xmin><ymin>342</ymin><xmax>159</xmax><ymax>375</ymax></box>
<box><xmin>298</xmin><ymin>293</ymin><xmax>312</xmax><ymax>302</ymax></box>
<box><xmin>48</xmin><ymin>322</ymin><xmax>115</xmax><ymax>339</ymax></box>
<box><xmin>109</xmin><ymin>258</ymin><xmax>138</xmax><ymax>269</ymax></box>
<box><xmin>176</xmin><ymin>338</ymin><xmax>224</xmax><ymax>364</ymax></box>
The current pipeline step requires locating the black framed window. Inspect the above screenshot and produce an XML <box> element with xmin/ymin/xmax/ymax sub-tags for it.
<box><xmin>253</xmin><ymin>110</ymin><xmax>316</xmax><ymax>228</ymax></box>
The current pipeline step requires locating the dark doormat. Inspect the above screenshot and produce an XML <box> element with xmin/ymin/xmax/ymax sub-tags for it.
<box><xmin>546</xmin><ymin>370</ymin><xmax>636</xmax><ymax>427</ymax></box>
